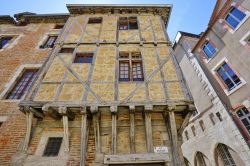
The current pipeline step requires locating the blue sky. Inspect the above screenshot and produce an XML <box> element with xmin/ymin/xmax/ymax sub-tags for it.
<box><xmin>0</xmin><ymin>0</ymin><xmax>216</xmax><ymax>41</ymax></box>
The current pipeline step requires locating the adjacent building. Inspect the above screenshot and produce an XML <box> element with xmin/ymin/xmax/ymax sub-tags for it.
<box><xmin>173</xmin><ymin>0</ymin><xmax>250</xmax><ymax>165</ymax></box>
<box><xmin>0</xmin><ymin>4</ymin><xmax>195</xmax><ymax>166</ymax></box>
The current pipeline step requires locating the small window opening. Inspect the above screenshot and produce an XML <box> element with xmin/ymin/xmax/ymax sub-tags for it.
<box><xmin>88</xmin><ymin>17</ymin><xmax>102</xmax><ymax>24</ymax></box>
<box><xmin>216</xmin><ymin>112</ymin><xmax>223</xmax><ymax>122</ymax></box>
<box><xmin>74</xmin><ymin>53</ymin><xmax>94</xmax><ymax>63</ymax></box>
<box><xmin>191</xmin><ymin>125</ymin><xmax>196</xmax><ymax>136</ymax></box>
<box><xmin>59</xmin><ymin>48</ymin><xmax>75</xmax><ymax>53</ymax></box>
<box><xmin>209</xmin><ymin>113</ymin><xmax>216</xmax><ymax>125</ymax></box>
<box><xmin>0</xmin><ymin>36</ymin><xmax>13</xmax><ymax>49</ymax></box>
<box><xmin>54</xmin><ymin>24</ymin><xmax>64</xmax><ymax>29</ymax></box>
<box><xmin>199</xmin><ymin>120</ymin><xmax>206</xmax><ymax>131</ymax></box>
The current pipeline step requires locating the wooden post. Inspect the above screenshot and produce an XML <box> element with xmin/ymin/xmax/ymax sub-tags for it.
<box><xmin>129</xmin><ymin>105</ymin><xmax>135</xmax><ymax>153</ymax></box>
<box><xmin>80</xmin><ymin>107</ymin><xmax>88</xmax><ymax>166</ymax></box>
<box><xmin>111</xmin><ymin>106</ymin><xmax>117</xmax><ymax>154</ymax></box>
<box><xmin>59</xmin><ymin>107</ymin><xmax>69</xmax><ymax>152</ymax></box>
<box><xmin>22</xmin><ymin>107</ymin><xmax>33</xmax><ymax>152</ymax></box>
<box><xmin>90</xmin><ymin>106</ymin><xmax>101</xmax><ymax>153</ymax></box>
<box><xmin>144</xmin><ymin>105</ymin><xmax>153</xmax><ymax>153</ymax></box>
<box><xmin>164</xmin><ymin>105</ymin><xmax>182</xmax><ymax>166</ymax></box>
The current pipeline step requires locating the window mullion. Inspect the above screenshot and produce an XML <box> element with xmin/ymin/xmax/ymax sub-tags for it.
<box><xmin>129</xmin><ymin>54</ymin><xmax>132</xmax><ymax>81</ymax></box>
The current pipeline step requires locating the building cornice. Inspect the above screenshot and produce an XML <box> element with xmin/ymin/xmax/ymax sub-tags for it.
<box><xmin>66</xmin><ymin>4</ymin><xmax>172</xmax><ymax>27</ymax></box>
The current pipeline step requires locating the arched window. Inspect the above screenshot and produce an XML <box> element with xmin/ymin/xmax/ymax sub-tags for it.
<box><xmin>236</xmin><ymin>107</ymin><xmax>250</xmax><ymax>134</ymax></box>
<box><xmin>216</xmin><ymin>144</ymin><xmax>236</xmax><ymax>166</ymax></box>
<box><xmin>195</xmin><ymin>152</ymin><xmax>207</xmax><ymax>166</ymax></box>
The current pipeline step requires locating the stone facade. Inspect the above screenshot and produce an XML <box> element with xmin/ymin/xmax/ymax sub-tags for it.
<box><xmin>0</xmin><ymin>4</ymin><xmax>194</xmax><ymax>166</ymax></box>
<box><xmin>173</xmin><ymin>0</ymin><xmax>250</xmax><ymax>165</ymax></box>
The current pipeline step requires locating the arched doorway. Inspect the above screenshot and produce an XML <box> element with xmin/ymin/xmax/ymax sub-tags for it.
<box><xmin>194</xmin><ymin>152</ymin><xmax>210</xmax><ymax>166</ymax></box>
<box><xmin>215</xmin><ymin>143</ymin><xmax>244</xmax><ymax>166</ymax></box>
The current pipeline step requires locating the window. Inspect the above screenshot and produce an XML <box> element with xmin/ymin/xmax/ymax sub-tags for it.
<box><xmin>236</xmin><ymin>107</ymin><xmax>250</xmax><ymax>134</ymax></box>
<box><xmin>225</xmin><ymin>7</ymin><xmax>246</xmax><ymax>29</ymax></box>
<box><xmin>74</xmin><ymin>53</ymin><xmax>93</xmax><ymax>63</ymax></box>
<box><xmin>6</xmin><ymin>69</ymin><xmax>38</xmax><ymax>100</ymax></box>
<box><xmin>185</xmin><ymin>131</ymin><xmax>189</xmax><ymax>140</ymax></box>
<box><xmin>202</xmin><ymin>41</ymin><xmax>216</xmax><ymax>59</ymax></box>
<box><xmin>40</xmin><ymin>35</ymin><xmax>57</xmax><ymax>49</ymax></box>
<box><xmin>216</xmin><ymin>144</ymin><xmax>236</xmax><ymax>166</ymax></box>
<box><xmin>119</xmin><ymin>52</ymin><xmax>144</xmax><ymax>82</ymax></box>
<box><xmin>191</xmin><ymin>125</ymin><xmax>196</xmax><ymax>136</ymax></box>
<box><xmin>118</xmin><ymin>17</ymin><xmax>138</xmax><ymax>30</ymax></box>
<box><xmin>0</xmin><ymin>36</ymin><xmax>12</xmax><ymax>49</ymax></box>
<box><xmin>88</xmin><ymin>17</ymin><xmax>102</xmax><ymax>24</ymax></box>
<box><xmin>209</xmin><ymin>113</ymin><xmax>216</xmax><ymax>125</ymax></box>
<box><xmin>43</xmin><ymin>137</ymin><xmax>62</xmax><ymax>157</ymax></box>
<box><xmin>199</xmin><ymin>120</ymin><xmax>205</xmax><ymax>131</ymax></box>
<box><xmin>217</xmin><ymin>62</ymin><xmax>241</xmax><ymax>91</ymax></box>
<box><xmin>54</xmin><ymin>24</ymin><xmax>64</xmax><ymax>29</ymax></box>
<box><xmin>216</xmin><ymin>112</ymin><xmax>223</xmax><ymax>122</ymax></box>
<box><xmin>59</xmin><ymin>47</ymin><xmax>74</xmax><ymax>53</ymax></box>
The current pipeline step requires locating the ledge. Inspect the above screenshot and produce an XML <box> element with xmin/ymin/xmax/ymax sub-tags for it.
<box><xmin>104</xmin><ymin>153</ymin><xmax>170</xmax><ymax>164</ymax></box>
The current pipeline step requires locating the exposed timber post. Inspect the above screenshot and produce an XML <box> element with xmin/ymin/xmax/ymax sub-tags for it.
<box><xmin>90</xmin><ymin>106</ymin><xmax>101</xmax><ymax>153</ymax></box>
<box><xmin>129</xmin><ymin>105</ymin><xmax>135</xmax><ymax>153</ymax></box>
<box><xmin>22</xmin><ymin>106</ymin><xmax>33</xmax><ymax>152</ymax></box>
<box><xmin>111</xmin><ymin>106</ymin><xmax>118</xmax><ymax>154</ymax></box>
<box><xmin>59</xmin><ymin>107</ymin><xmax>70</xmax><ymax>152</ymax></box>
<box><xmin>164</xmin><ymin>105</ymin><xmax>182</xmax><ymax>166</ymax></box>
<box><xmin>80</xmin><ymin>107</ymin><xmax>88</xmax><ymax>166</ymax></box>
<box><xmin>144</xmin><ymin>105</ymin><xmax>153</xmax><ymax>153</ymax></box>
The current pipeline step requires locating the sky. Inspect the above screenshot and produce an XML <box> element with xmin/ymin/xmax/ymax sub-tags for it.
<box><xmin>0</xmin><ymin>0</ymin><xmax>216</xmax><ymax>41</ymax></box>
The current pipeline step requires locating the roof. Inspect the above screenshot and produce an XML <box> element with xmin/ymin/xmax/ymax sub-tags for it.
<box><xmin>172</xmin><ymin>31</ymin><xmax>201</xmax><ymax>49</ymax></box>
<box><xmin>67</xmin><ymin>4</ymin><xmax>172</xmax><ymax>27</ymax></box>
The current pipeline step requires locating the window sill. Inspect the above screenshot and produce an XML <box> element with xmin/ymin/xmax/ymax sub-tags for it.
<box><xmin>119</xmin><ymin>81</ymin><xmax>144</xmax><ymax>84</ymax></box>
<box><xmin>224</xmin><ymin>79</ymin><xmax>246</xmax><ymax>96</ymax></box>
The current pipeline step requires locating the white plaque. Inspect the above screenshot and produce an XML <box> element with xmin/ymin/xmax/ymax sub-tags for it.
<box><xmin>154</xmin><ymin>146</ymin><xmax>168</xmax><ymax>153</ymax></box>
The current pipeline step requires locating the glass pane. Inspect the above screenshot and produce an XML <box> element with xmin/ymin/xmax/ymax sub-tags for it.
<box><xmin>226</xmin><ymin>15</ymin><xmax>239</xmax><ymax>29</ymax></box>
<box><xmin>203</xmin><ymin>46</ymin><xmax>212</xmax><ymax>58</ymax></box>
<box><xmin>231</xmin><ymin>7</ymin><xmax>246</xmax><ymax>21</ymax></box>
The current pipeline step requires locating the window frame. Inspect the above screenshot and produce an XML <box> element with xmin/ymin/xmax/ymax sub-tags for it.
<box><xmin>73</xmin><ymin>52</ymin><xmax>94</xmax><ymax>64</ymax></box>
<box><xmin>43</xmin><ymin>137</ymin><xmax>63</xmax><ymax>157</ymax></box>
<box><xmin>0</xmin><ymin>64</ymin><xmax>41</xmax><ymax>101</ymax></box>
<box><xmin>54</xmin><ymin>24</ymin><xmax>64</xmax><ymax>29</ymax></box>
<box><xmin>88</xmin><ymin>17</ymin><xmax>102</xmax><ymax>24</ymax></box>
<box><xmin>6</xmin><ymin>69</ymin><xmax>38</xmax><ymax>100</ymax></box>
<box><xmin>211</xmin><ymin>58</ymin><xmax>246</xmax><ymax>96</ymax></box>
<box><xmin>118</xmin><ymin>51</ymin><xmax>144</xmax><ymax>82</ymax></box>
<box><xmin>225</xmin><ymin>6</ymin><xmax>246</xmax><ymax>30</ymax></box>
<box><xmin>236</xmin><ymin>107</ymin><xmax>250</xmax><ymax>134</ymax></box>
<box><xmin>118</xmin><ymin>17</ymin><xmax>138</xmax><ymax>30</ymax></box>
<box><xmin>0</xmin><ymin>36</ymin><xmax>13</xmax><ymax>49</ymax></box>
<box><xmin>202</xmin><ymin>41</ymin><xmax>217</xmax><ymax>59</ymax></box>
<box><xmin>40</xmin><ymin>35</ymin><xmax>58</xmax><ymax>49</ymax></box>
